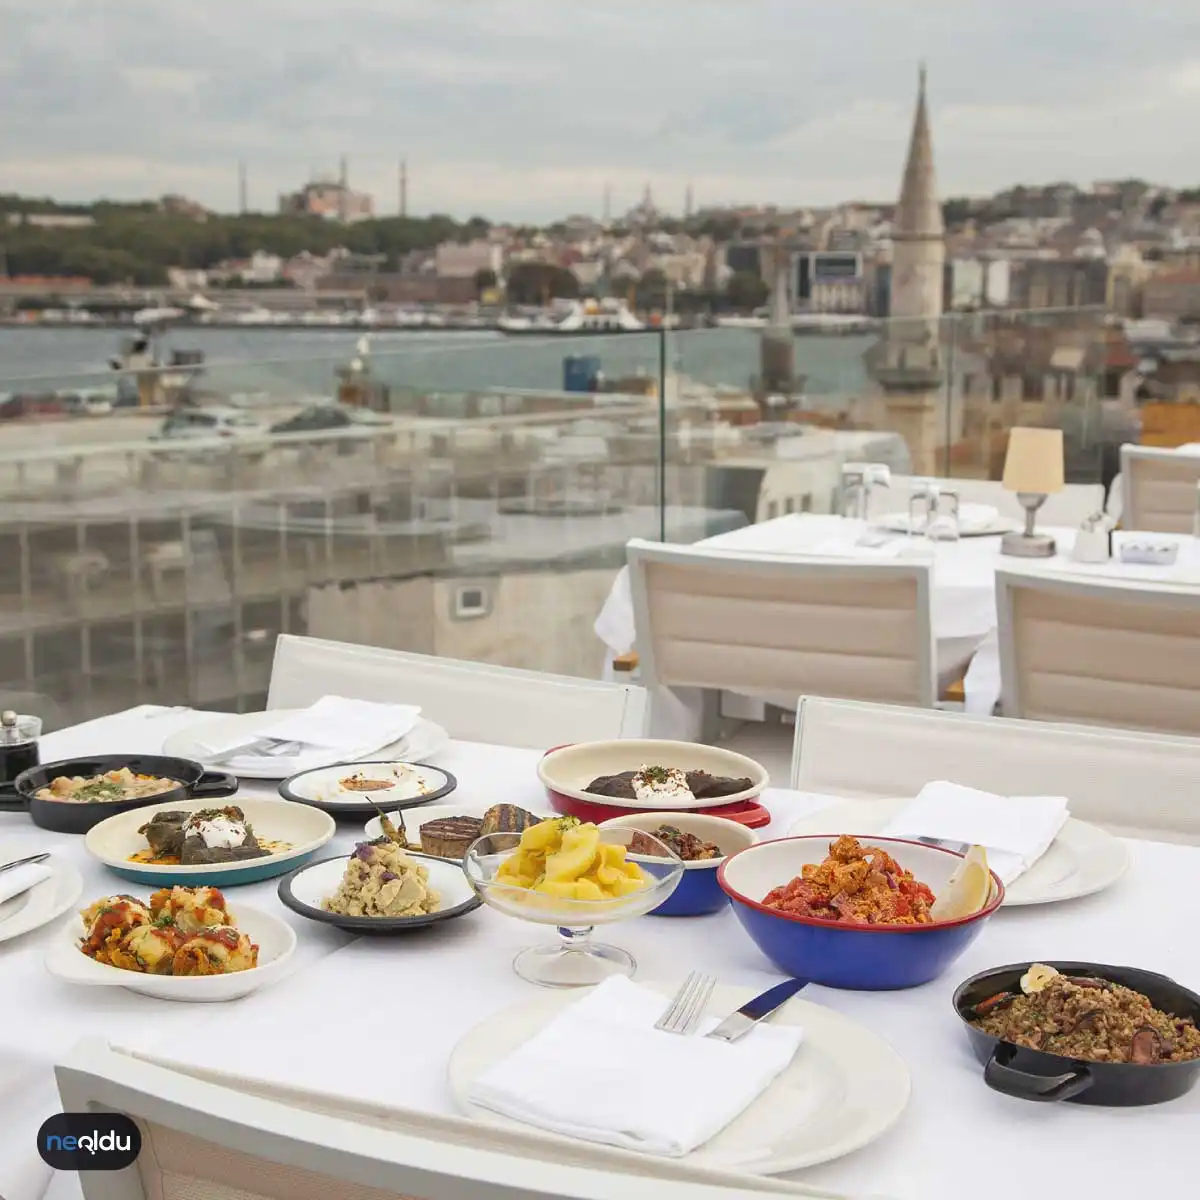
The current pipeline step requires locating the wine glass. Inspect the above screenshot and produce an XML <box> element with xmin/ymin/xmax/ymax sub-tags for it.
<box><xmin>463</xmin><ymin>826</ymin><xmax>683</xmax><ymax>988</ymax></box>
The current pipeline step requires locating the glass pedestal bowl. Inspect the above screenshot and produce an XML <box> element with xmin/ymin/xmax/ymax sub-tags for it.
<box><xmin>463</xmin><ymin>826</ymin><xmax>683</xmax><ymax>988</ymax></box>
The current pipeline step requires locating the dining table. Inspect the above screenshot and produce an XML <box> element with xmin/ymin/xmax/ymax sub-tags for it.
<box><xmin>1</xmin><ymin>703</ymin><xmax>1198</xmax><ymax>1200</ymax></box>
<box><xmin>593</xmin><ymin>512</ymin><xmax>1200</xmax><ymax>712</ymax></box>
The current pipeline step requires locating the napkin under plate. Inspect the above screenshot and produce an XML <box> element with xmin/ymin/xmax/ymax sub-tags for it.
<box><xmin>881</xmin><ymin>781</ymin><xmax>1069</xmax><ymax>885</ymax></box>
<box><xmin>468</xmin><ymin>975</ymin><xmax>804</xmax><ymax>1158</ymax></box>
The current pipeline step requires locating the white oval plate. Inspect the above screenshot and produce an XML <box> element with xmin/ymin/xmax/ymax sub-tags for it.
<box><xmin>786</xmin><ymin>798</ymin><xmax>1129</xmax><ymax>906</ymax></box>
<box><xmin>278</xmin><ymin>852</ymin><xmax>481</xmax><ymax>933</ymax></box>
<box><xmin>85</xmin><ymin>797</ymin><xmax>336</xmax><ymax>887</ymax></box>
<box><xmin>163</xmin><ymin>711</ymin><xmax>451</xmax><ymax>779</ymax></box>
<box><xmin>280</xmin><ymin>761</ymin><xmax>456</xmax><ymax>815</ymax></box>
<box><xmin>0</xmin><ymin>856</ymin><xmax>84</xmax><ymax>945</ymax></box>
<box><xmin>44</xmin><ymin>902</ymin><xmax>296</xmax><ymax>1002</ymax></box>
<box><xmin>538</xmin><ymin>740</ymin><xmax>769</xmax><ymax>811</ymax></box>
<box><xmin>448</xmin><ymin>980</ymin><xmax>910</xmax><ymax>1176</ymax></box>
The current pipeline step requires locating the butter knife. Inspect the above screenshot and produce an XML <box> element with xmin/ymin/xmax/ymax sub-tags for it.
<box><xmin>705</xmin><ymin>978</ymin><xmax>809</xmax><ymax>1043</ymax></box>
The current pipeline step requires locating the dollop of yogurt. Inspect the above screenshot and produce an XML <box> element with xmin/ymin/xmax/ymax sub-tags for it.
<box><xmin>184</xmin><ymin>815</ymin><xmax>247</xmax><ymax>850</ymax></box>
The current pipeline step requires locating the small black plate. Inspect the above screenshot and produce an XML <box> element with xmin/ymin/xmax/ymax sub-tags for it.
<box><xmin>277</xmin><ymin>850</ymin><xmax>482</xmax><ymax>935</ymax></box>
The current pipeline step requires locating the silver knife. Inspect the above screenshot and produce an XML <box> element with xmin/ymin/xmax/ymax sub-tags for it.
<box><xmin>705</xmin><ymin>978</ymin><xmax>809</xmax><ymax>1043</ymax></box>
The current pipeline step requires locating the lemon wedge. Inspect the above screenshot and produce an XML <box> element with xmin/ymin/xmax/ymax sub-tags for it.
<box><xmin>930</xmin><ymin>845</ymin><xmax>991</xmax><ymax>921</ymax></box>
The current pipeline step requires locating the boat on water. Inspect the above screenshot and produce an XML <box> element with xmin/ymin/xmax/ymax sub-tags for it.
<box><xmin>499</xmin><ymin>298</ymin><xmax>645</xmax><ymax>336</ymax></box>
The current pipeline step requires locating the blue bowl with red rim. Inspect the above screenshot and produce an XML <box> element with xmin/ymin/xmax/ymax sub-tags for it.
<box><xmin>718</xmin><ymin>835</ymin><xmax>1004</xmax><ymax>990</ymax></box>
<box><xmin>598</xmin><ymin>811</ymin><xmax>757</xmax><ymax>915</ymax></box>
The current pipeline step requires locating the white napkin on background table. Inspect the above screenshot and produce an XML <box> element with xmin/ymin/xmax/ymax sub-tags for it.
<box><xmin>194</xmin><ymin>696</ymin><xmax>421</xmax><ymax>773</ymax></box>
<box><xmin>468</xmin><ymin>976</ymin><xmax>804</xmax><ymax>1158</ymax></box>
<box><xmin>0</xmin><ymin>862</ymin><xmax>52</xmax><ymax>908</ymax></box>
<box><xmin>955</xmin><ymin>503</ymin><xmax>1000</xmax><ymax>531</ymax></box>
<box><xmin>881</xmin><ymin>781</ymin><xmax>1069</xmax><ymax>885</ymax></box>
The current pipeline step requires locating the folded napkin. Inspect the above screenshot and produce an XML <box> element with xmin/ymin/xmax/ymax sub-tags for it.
<box><xmin>195</xmin><ymin>696</ymin><xmax>421</xmax><ymax>773</ymax></box>
<box><xmin>809</xmin><ymin>536</ymin><xmax>905</xmax><ymax>560</ymax></box>
<box><xmin>956</xmin><ymin>503</ymin><xmax>999</xmax><ymax>531</ymax></box>
<box><xmin>0</xmin><ymin>862</ymin><xmax>52</xmax><ymax>908</ymax></box>
<box><xmin>468</xmin><ymin>976</ymin><xmax>804</xmax><ymax>1158</ymax></box>
<box><xmin>881</xmin><ymin>781</ymin><xmax>1069</xmax><ymax>885</ymax></box>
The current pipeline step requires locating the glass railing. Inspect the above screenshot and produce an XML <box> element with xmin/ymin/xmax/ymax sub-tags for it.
<box><xmin>0</xmin><ymin>308</ymin><xmax>1143</xmax><ymax>723</ymax></box>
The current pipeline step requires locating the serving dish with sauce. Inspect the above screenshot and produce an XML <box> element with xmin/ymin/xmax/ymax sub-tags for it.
<box><xmin>85</xmin><ymin>796</ymin><xmax>335</xmax><ymax>886</ymax></box>
<box><xmin>0</xmin><ymin>754</ymin><xmax>238</xmax><ymax>834</ymax></box>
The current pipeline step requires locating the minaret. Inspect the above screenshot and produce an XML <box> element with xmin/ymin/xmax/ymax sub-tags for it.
<box><xmin>399</xmin><ymin>159</ymin><xmax>408</xmax><ymax>217</ymax></box>
<box><xmin>759</xmin><ymin>241</ymin><xmax>796</xmax><ymax>396</ymax></box>
<box><xmin>867</xmin><ymin>65</ymin><xmax>946</xmax><ymax>474</ymax></box>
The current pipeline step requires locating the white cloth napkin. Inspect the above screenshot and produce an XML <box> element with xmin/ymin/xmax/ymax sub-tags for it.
<box><xmin>955</xmin><ymin>503</ymin><xmax>999</xmax><ymax>532</ymax></box>
<box><xmin>468</xmin><ymin>976</ymin><xmax>804</xmax><ymax>1158</ymax></box>
<box><xmin>195</xmin><ymin>696</ymin><xmax>421</xmax><ymax>773</ymax></box>
<box><xmin>0</xmin><ymin>862</ymin><xmax>52</xmax><ymax>908</ymax></box>
<box><xmin>881</xmin><ymin>781</ymin><xmax>1069</xmax><ymax>884</ymax></box>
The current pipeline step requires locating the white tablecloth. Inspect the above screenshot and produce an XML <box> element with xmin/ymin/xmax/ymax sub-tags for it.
<box><xmin>2</xmin><ymin>706</ymin><xmax>1198</xmax><ymax>1199</ymax></box>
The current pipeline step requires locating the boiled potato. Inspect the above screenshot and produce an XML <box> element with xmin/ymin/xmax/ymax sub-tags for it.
<box><xmin>496</xmin><ymin>818</ymin><xmax>645</xmax><ymax>901</ymax></box>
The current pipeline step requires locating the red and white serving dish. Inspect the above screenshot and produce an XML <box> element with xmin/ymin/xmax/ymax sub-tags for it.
<box><xmin>538</xmin><ymin>740</ymin><xmax>771</xmax><ymax>828</ymax></box>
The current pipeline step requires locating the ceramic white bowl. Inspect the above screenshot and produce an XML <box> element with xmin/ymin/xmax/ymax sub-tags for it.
<box><xmin>44</xmin><ymin>902</ymin><xmax>296</xmax><ymax>1002</ymax></box>
<box><xmin>85</xmin><ymin>797</ymin><xmax>336</xmax><ymax>887</ymax></box>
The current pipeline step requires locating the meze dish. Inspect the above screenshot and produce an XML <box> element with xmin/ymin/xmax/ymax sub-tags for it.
<box><xmin>278</xmin><ymin>759</ymin><xmax>457</xmax><ymax>817</ymax></box>
<box><xmin>954</xmin><ymin>960</ymin><xmax>1200</xmax><ymax>1106</ymax></box>
<box><xmin>585</xmin><ymin>766</ymin><xmax>753</xmax><ymax>805</ymax></box>
<box><xmin>0</xmin><ymin>753</ymin><xmax>239</xmax><ymax>835</ymax></box>
<box><xmin>35</xmin><ymin>768</ymin><xmax>181</xmax><ymax>804</ymax></box>
<box><xmin>968</xmin><ymin>963</ymin><xmax>1200</xmax><ymax>1065</ymax></box>
<box><xmin>85</xmin><ymin>795</ymin><xmax>336</xmax><ymax>887</ymax></box>
<box><xmin>717</xmin><ymin>835</ymin><xmax>1004</xmax><ymax>990</ymax></box>
<box><xmin>278</xmin><ymin>840</ymin><xmax>482</xmax><ymax>933</ymax></box>
<box><xmin>133</xmin><ymin>806</ymin><xmax>291</xmax><ymax>866</ymax></box>
<box><xmin>371</xmin><ymin>803</ymin><xmax>544</xmax><ymax>861</ymax></box>
<box><xmin>78</xmin><ymin>886</ymin><xmax>257</xmax><ymax>977</ymax></box>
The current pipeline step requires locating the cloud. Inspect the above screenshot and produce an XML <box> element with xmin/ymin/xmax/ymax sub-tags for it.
<box><xmin>0</xmin><ymin>0</ymin><xmax>1197</xmax><ymax>220</ymax></box>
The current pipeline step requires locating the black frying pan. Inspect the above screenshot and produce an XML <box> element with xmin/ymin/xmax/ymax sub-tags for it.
<box><xmin>954</xmin><ymin>960</ymin><xmax>1200</xmax><ymax>1106</ymax></box>
<box><xmin>0</xmin><ymin>754</ymin><xmax>238</xmax><ymax>835</ymax></box>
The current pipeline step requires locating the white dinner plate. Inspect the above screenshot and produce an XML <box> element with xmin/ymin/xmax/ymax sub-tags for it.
<box><xmin>0</xmin><ymin>855</ymin><xmax>84</xmax><ymax>946</ymax></box>
<box><xmin>85</xmin><ymin>797</ymin><xmax>336</xmax><ymax>887</ymax></box>
<box><xmin>163</xmin><ymin>711</ymin><xmax>451</xmax><ymax>779</ymax></box>
<box><xmin>786</xmin><ymin>798</ymin><xmax>1130</xmax><ymax>906</ymax></box>
<box><xmin>44</xmin><ymin>901</ymin><xmax>296</xmax><ymax>1002</ymax></box>
<box><xmin>448</xmin><ymin>980</ymin><xmax>910</xmax><ymax>1176</ymax></box>
<box><xmin>874</xmin><ymin>512</ymin><xmax>1015</xmax><ymax>537</ymax></box>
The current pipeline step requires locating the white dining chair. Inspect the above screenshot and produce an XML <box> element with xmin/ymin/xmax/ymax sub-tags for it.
<box><xmin>1120</xmin><ymin>444</ymin><xmax>1200</xmax><ymax>532</ymax></box>
<box><xmin>627</xmin><ymin>539</ymin><xmax>936</xmax><ymax>740</ymax></box>
<box><xmin>267</xmin><ymin>634</ymin><xmax>646</xmax><ymax>748</ymax></box>
<box><xmin>790</xmin><ymin>695</ymin><xmax>1200</xmax><ymax>843</ymax></box>
<box><xmin>875</xmin><ymin>476</ymin><xmax>1105</xmax><ymax>529</ymax></box>
<box><xmin>56</xmin><ymin>1040</ymin><xmax>854</xmax><ymax>1200</ymax></box>
<box><xmin>995</xmin><ymin>568</ymin><xmax>1200</xmax><ymax>738</ymax></box>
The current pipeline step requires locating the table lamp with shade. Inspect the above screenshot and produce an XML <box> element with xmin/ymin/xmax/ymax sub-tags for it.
<box><xmin>1001</xmin><ymin>426</ymin><xmax>1065</xmax><ymax>558</ymax></box>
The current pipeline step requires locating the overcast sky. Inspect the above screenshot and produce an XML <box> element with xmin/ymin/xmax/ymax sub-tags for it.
<box><xmin>2</xmin><ymin>0</ymin><xmax>1198</xmax><ymax>221</ymax></box>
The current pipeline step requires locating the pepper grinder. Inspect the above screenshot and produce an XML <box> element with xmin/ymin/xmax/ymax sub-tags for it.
<box><xmin>0</xmin><ymin>709</ymin><xmax>40</xmax><ymax>784</ymax></box>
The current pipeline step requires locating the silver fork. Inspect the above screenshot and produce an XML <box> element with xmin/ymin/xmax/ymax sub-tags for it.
<box><xmin>654</xmin><ymin>972</ymin><xmax>717</xmax><ymax>1036</ymax></box>
<box><xmin>204</xmin><ymin>737</ymin><xmax>300</xmax><ymax>765</ymax></box>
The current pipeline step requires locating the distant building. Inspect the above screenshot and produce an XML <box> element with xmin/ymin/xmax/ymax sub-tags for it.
<box><xmin>1012</xmin><ymin>258</ymin><xmax>1109</xmax><ymax>310</ymax></box>
<box><xmin>434</xmin><ymin>240</ymin><xmax>503</xmax><ymax>279</ymax></box>
<box><xmin>279</xmin><ymin>179</ymin><xmax>374</xmax><ymax>223</ymax></box>
<box><xmin>1143</xmin><ymin>270</ymin><xmax>1200</xmax><ymax>322</ymax></box>
<box><xmin>5</xmin><ymin>213</ymin><xmax>95</xmax><ymax>229</ymax></box>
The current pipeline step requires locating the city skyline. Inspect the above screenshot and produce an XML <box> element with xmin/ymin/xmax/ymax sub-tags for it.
<box><xmin>2</xmin><ymin>0</ymin><xmax>1199</xmax><ymax>221</ymax></box>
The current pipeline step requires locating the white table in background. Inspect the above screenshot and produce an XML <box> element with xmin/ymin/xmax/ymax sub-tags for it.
<box><xmin>595</xmin><ymin>514</ymin><xmax>1200</xmax><ymax>708</ymax></box>
<box><xmin>1</xmin><ymin>706</ymin><xmax>1197</xmax><ymax>1200</ymax></box>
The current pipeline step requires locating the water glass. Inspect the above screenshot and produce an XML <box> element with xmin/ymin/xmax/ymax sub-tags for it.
<box><xmin>926</xmin><ymin>489</ymin><xmax>961</xmax><ymax>542</ymax></box>
<box><xmin>906</xmin><ymin>479</ymin><xmax>938</xmax><ymax>536</ymax></box>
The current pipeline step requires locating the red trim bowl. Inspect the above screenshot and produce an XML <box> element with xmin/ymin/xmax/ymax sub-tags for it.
<box><xmin>718</xmin><ymin>835</ymin><xmax>1004</xmax><ymax>990</ymax></box>
<box><xmin>538</xmin><ymin>740</ymin><xmax>768</xmax><ymax>828</ymax></box>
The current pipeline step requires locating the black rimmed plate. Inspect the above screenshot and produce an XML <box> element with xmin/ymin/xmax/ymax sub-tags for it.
<box><xmin>277</xmin><ymin>761</ymin><xmax>457</xmax><ymax>819</ymax></box>
<box><xmin>277</xmin><ymin>851</ymin><xmax>482</xmax><ymax>935</ymax></box>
